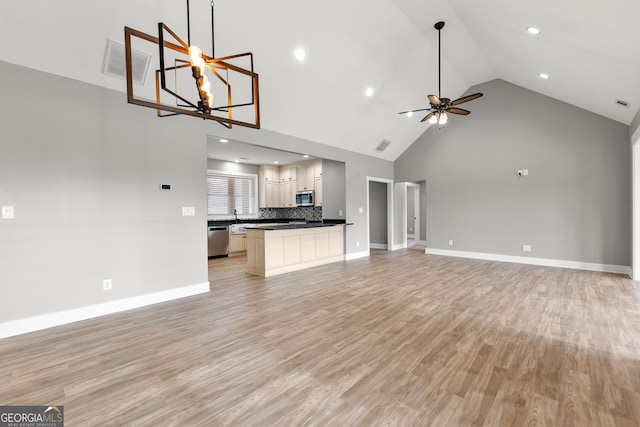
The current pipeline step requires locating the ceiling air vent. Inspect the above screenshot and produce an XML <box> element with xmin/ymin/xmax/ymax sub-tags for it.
<box><xmin>615</xmin><ymin>99</ymin><xmax>630</xmax><ymax>108</ymax></box>
<box><xmin>375</xmin><ymin>139</ymin><xmax>392</xmax><ymax>153</ymax></box>
<box><xmin>102</xmin><ymin>39</ymin><xmax>151</xmax><ymax>85</ymax></box>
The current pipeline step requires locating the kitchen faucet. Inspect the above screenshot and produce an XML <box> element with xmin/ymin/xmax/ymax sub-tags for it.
<box><xmin>234</xmin><ymin>209</ymin><xmax>238</xmax><ymax>224</ymax></box>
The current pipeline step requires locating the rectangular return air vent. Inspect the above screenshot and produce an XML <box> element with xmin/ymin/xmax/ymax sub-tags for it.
<box><xmin>102</xmin><ymin>39</ymin><xmax>151</xmax><ymax>85</ymax></box>
<box><xmin>375</xmin><ymin>139</ymin><xmax>392</xmax><ymax>152</ymax></box>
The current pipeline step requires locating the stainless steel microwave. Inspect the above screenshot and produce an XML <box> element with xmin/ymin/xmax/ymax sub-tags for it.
<box><xmin>295</xmin><ymin>190</ymin><xmax>314</xmax><ymax>207</ymax></box>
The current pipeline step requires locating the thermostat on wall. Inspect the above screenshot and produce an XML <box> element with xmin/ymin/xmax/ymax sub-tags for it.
<box><xmin>160</xmin><ymin>184</ymin><xmax>171</xmax><ymax>190</ymax></box>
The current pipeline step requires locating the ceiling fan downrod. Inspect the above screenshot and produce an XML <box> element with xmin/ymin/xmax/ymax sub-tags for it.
<box><xmin>435</xmin><ymin>21</ymin><xmax>444</xmax><ymax>99</ymax></box>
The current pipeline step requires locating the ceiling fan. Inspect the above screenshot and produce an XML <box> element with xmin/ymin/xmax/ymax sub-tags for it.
<box><xmin>399</xmin><ymin>21</ymin><xmax>483</xmax><ymax>126</ymax></box>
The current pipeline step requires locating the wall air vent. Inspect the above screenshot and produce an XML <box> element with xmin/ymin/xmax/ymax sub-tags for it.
<box><xmin>102</xmin><ymin>39</ymin><xmax>151</xmax><ymax>85</ymax></box>
<box><xmin>375</xmin><ymin>139</ymin><xmax>392</xmax><ymax>152</ymax></box>
<box><xmin>615</xmin><ymin>99</ymin><xmax>630</xmax><ymax>108</ymax></box>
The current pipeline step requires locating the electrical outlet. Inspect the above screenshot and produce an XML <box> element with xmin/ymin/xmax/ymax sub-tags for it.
<box><xmin>358</xmin><ymin>207</ymin><xmax>363</xmax><ymax>214</ymax></box>
<box><xmin>339</xmin><ymin>210</ymin><xmax>343</xmax><ymax>217</ymax></box>
<box><xmin>523</xmin><ymin>244</ymin><xmax>531</xmax><ymax>252</ymax></box>
<box><xmin>182</xmin><ymin>206</ymin><xmax>195</xmax><ymax>216</ymax></box>
<box><xmin>449</xmin><ymin>240</ymin><xmax>453</xmax><ymax>246</ymax></box>
<box><xmin>103</xmin><ymin>279</ymin><xmax>113</xmax><ymax>291</ymax></box>
<box><xmin>2</xmin><ymin>206</ymin><xmax>14</xmax><ymax>219</ymax></box>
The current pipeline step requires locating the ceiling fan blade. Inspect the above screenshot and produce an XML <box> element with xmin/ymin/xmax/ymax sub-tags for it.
<box><xmin>397</xmin><ymin>108</ymin><xmax>431</xmax><ymax>115</ymax></box>
<box><xmin>450</xmin><ymin>92</ymin><xmax>483</xmax><ymax>106</ymax></box>
<box><xmin>420</xmin><ymin>112</ymin><xmax>435</xmax><ymax>122</ymax></box>
<box><xmin>448</xmin><ymin>107</ymin><xmax>470</xmax><ymax>115</ymax></box>
<box><xmin>428</xmin><ymin>95</ymin><xmax>441</xmax><ymax>105</ymax></box>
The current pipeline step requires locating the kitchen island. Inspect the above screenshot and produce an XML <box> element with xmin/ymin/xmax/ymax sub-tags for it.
<box><xmin>245</xmin><ymin>223</ymin><xmax>344</xmax><ymax>277</ymax></box>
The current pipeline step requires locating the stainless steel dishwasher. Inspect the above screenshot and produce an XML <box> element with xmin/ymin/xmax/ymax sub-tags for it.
<box><xmin>207</xmin><ymin>225</ymin><xmax>229</xmax><ymax>258</ymax></box>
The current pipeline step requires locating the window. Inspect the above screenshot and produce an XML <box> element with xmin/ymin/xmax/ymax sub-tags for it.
<box><xmin>207</xmin><ymin>170</ymin><xmax>257</xmax><ymax>216</ymax></box>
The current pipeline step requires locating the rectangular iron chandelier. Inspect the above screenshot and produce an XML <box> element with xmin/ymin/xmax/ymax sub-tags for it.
<box><xmin>124</xmin><ymin>0</ymin><xmax>260</xmax><ymax>129</ymax></box>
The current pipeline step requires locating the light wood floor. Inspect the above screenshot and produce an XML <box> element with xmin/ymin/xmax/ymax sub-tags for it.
<box><xmin>1</xmin><ymin>249</ymin><xmax>640</xmax><ymax>426</ymax></box>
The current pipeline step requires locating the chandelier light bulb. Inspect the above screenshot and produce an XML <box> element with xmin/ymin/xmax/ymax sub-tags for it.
<box><xmin>206</xmin><ymin>92</ymin><xmax>214</xmax><ymax>107</ymax></box>
<box><xmin>189</xmin><ymin>45</ymin><xmax>206</xmax><ymax>74</ymax></box>
<box><xmin>406</xmin><ymin>111</ymin><xmax>414</xmax><ymax>118</ymax></box>
<box><xmin>201</xmin><ymin>75</ymin><xmax>211</xmax><ymax>92</ymax></box>
<box><xmin>438</xmin><ymin>112</ymin><xmax>448</xmax><ymax>125</ymax></box>
<box><xmin>429</xmin><ymin>114</ymin><xmax>438</xmax><ymax>124</ymax></box>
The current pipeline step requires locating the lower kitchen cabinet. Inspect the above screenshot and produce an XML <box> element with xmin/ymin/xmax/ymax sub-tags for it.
<box><xmin>229</xmin><ymin>233</ymin><xmax>248</xmax><ymax>255</ymax></box>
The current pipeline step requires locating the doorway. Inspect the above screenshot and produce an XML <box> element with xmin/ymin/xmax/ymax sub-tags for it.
<box><xmin>406</xmin><ymin>183</ymin><xmax>420</xmax><ymax>248</ymax></box>
<box><xmin>366</xmin><ymin>177</ymin><xmax>393</xmax><ymax>251</ymax></box>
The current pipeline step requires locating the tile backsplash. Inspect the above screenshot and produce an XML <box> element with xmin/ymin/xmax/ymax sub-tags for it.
<box><xmin>259</xmin><ymin>207</ymin><xmax>322</xmax><ymax>221</ymax></box>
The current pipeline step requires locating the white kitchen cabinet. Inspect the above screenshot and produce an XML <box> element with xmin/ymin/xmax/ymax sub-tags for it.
<box><xmin>265</xmin><ymin>181</ymin><xmax>280</xmax><ymax>208</ymax></box>
<box><xmin>314</xmin><ymin>160</ymin><xmax>322</xmax><ymax>178</ymax></box>
<box><xmin>296</xmin><ymin>163</ymin><xmax>316</xmax><ymax>191</ymax></box>
<box><xmin>259</xmin><ymin>165</ymin><xmax>281</xmax><ymax>208</ymax></box>
<box><xmin>281</xmin><ymin>180</ymin><xmax>295</xmax><ymax>207</ymax></box>
<box><xmin>246</xmin><ymin>225</ymin><xmax>345</xmax><ymax>277</ymax></box>
<box><xmin>314</xmin><ymin>177</ymin><xmax>323</xmax><ymax>206</ymax></box>
<box><xmin>280</xmin><ymin>166</ymin><xmax>296</xmax><ymax>182</ymax></box>
<box><xmin>229</xmin><ymin>233</ymin><xmax>248</xmax><ymax>255</ymax></box>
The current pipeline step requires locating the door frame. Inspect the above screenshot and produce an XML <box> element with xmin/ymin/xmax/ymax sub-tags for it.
<box><xmin>632</xmin><ymin>128</ymin><xmax>640</xmax><ymax>279</ymax></box>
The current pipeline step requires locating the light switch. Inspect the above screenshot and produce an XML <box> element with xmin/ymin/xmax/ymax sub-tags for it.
<box><xmin>359</xmin><ymin>207</ymin><xmax>363</xmax><ymax>213</ymax></box>
<box><xmin>182</xmin><ymin>206</ymin><xmax>195</xmax><ymax>216</ymax></box>
<box><xmin>339</xmin><ymin>210</ymin><xmax>343</xmax><ymax>217</ymax></box>
<box><xmin>2</xmin><ymin>206</ymin><xmax>14</xmax><ymax>219</ymax></box>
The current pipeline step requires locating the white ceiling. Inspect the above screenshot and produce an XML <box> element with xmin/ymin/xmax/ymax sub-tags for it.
<box><xmin>1</xmin><ymin>0</ymin><xmax>638</xmax><ymax>161</ymax></box>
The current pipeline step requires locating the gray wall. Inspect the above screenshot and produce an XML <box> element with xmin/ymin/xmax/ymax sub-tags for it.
<box><xmin>395</xmin><ymin>79</ymin><xmax>631</xmax><ymax>266</ymax></box>
<box><xmin>0</xmin><ymin>60</ymin><xmax>394</xmax><ymax>325</ymax></box>
<box><xmin>630</xmin><ymin>107</ymin><xmax>640</xmax><ymax>140</ymax></box>
<box><xmin>0</xmin><ymin>61</ymin><xmax>208</xmax><ymax>323</ymax></box>
<box><xmin>321</xmin><ymin>159</ymin><xmax>346</xmax><ymax>220</ymax></box>
<box><xmin>207</xmin><ymin>158</ymin><xmax>258</xmax><ymax>175</ymax></box>
<box><xmin>369</xmin><ymin>181</ymin><xmax>388</xmax><ymax>245</ymax></box>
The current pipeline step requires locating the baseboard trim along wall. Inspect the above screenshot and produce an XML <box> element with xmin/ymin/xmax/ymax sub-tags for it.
<box><xmin>0</xmin><ymin>282</ymin><xmax>211</xmax><ymax>339</ymax></box>
<box><xmin>345</xmin><ymin>250</ymin><xmax>370</xmax><ymax>261</ymax></box>
<box><xmin>425</xmin><ymin>248</ymin><xmax>632</xmax><ymax>276</ymax></box>
<box><xmin>370</xmin><ymin>243</ymin><xmax>388</xmax><ymax>250</ymax></box>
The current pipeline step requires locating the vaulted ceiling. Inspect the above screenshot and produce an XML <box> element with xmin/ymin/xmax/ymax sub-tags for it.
<box><xmin>1</xmin><ymin>0</ymin><xmax>638</xmax><ymax>161</ymax></box>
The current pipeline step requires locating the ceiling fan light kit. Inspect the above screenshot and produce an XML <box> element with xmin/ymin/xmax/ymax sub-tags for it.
<box><xmin>124</xmin><ymin>0</ymin><xmax>260</xmax><ymax>129</ymax></box>
<box><xmin>399</xmin><ymin>21</ymin><xmax>482</xmax><ymax>127</ymax></box>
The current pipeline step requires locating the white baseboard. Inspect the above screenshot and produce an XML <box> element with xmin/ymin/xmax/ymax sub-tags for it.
<box><xmin>391</xmin><ymin>243</ymin><xmax>407</xmax><ymax>250</ymax></box>
<box><xmin>0</xmin><ymin>282</ymin><xmax>210</xmax><ymax>340</ymax></box>
<box><xmin>345</xmin><ymin>250</ymin><xmax>370</xmax><ymax>261</ymax></box>
<box><xmin>425</xmin><ymin>248</ymin><xmax>632</xmax><ymax>276</ymax></box>
<box><xmin>407</xmin><ymin>234</ymin><xmax>415</xmax><ymax>239</ymax></box>
<box><xmin>370</xmin><ymin>243</ymin><xmax>388</xmax><ymax>250</ymax></box>
<box><xmin>416</xmin><ymin>240</ymin><xmax>427</xmax><ymax>246</ymax></box>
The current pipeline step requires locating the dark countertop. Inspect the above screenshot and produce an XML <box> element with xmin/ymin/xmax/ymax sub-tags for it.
<box><xmin>244</xmin><ymin>222</ymin><xmax>344</xmax><ymax>231</ymax></box>
<box><xmin>208</xmin><ymin>218</ymin><xmax>347</xmax><ymax>227</ymax></box>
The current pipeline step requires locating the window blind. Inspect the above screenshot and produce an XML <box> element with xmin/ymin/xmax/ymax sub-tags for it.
<box><xmin>207</xmin><ymin>171</ymin><xmax>257</xmax><ymax>216</ymax></box>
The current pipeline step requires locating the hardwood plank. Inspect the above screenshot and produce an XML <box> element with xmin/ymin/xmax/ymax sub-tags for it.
<box><xmin>0</xmin><ymin>250</ymin><xmax>639</xmax><ymax>425</ymax></box>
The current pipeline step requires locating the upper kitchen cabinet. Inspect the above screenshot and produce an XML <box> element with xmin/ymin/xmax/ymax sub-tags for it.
<box><xmin>314</xmin><ymin>160</ymin><xmax>322</xmax><ymax>178</ymax></box>
<box><xmin>296</xmin><ymin>162</ymin><xmax>316</xmax><ymax>191</ymax></box>
<box><xmin>259</xmin><ymin>165</ymin><xmax>281</xmax><ymax>208</ymax></box>
<box><xmin>280</xmin><ymin>166</ymin><xmax>297</xmax><ymax>182</ymax></box>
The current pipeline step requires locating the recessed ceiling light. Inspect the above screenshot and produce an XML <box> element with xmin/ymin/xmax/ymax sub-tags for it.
<box><xmin>303</xmin><ymin>154</ymin><xmax>309</xmax><ymax>158</ymax></box>
<box><xmin>294</xmin><ymin>48</ymin><xmax>306</xmax><ymax>62</ymax></box>
<box><xmin>234</xmin><ymin>159</ymin><xmax>240</xmax><ymax>163</ymax></box>
<box><xmin>527</xmin><ymin>27</ymin><xmax>541</xmax><ymax>35</ymax></box>
<box><xmin>406</xmin><ymin>111</ymin><xmax>414</xmax><ymax>118</ymax></box>
<box><xmin>219</xmin><ymin>139</ymin><xmax>228</xmax><ymax>143</ymax></box>
<box><xmin>365</xmin><ymin>87</ymin><xmax>374</xmax><ymax>97</ymax></box>
<box><xmin>539</xmin><ymin>73</ymin><xmax>550</xmax><ymax>80</ymax></box>
<box><xmin>273</xmin><ymin>161</ymin><xmax>279</xmax><ymax>164</ymax></box>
